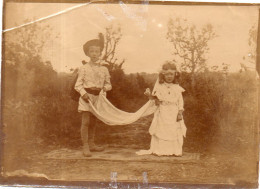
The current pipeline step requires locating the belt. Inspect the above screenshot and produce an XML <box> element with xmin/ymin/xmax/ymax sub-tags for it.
<box><xmin>84</xmin><ymin>88</ymin><xmax>101</xmax><ymax>96</ymax></box>
<box><xmin>160</xmin><ymin>101</ymin><xmax>177</xmax><ymax>106</ymax></box>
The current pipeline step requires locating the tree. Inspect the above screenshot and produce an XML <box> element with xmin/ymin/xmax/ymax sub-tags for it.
<box><xmin>102</xmin><ymin>23</ymin><xmax>125</xmax><ymax>71</ymax></box>
<box><xmin>3</xmin><ymin>22</ymin><xmax>60</xmax><ymax>156</ymax></box>
<box><xmin>4</xmin><ymin>20</ymin><xmax>55</xmax><ymax>60</ymax></box>
<box><xmin>3</xmin><ymin>21</ymin><xmax>58</xmax><ymax>100</ymax></box>
<box><xmin>241</xmin><ymin>24</ymin><xmax>257</xmax><ymax>71</ymax></box>
<box><xmin>68</xmin><ymin>23</ymin><xmax>124</xmax><ymax>73</ymax></box>
<box><xmin>240</xmin><ymin>24</ymin><xmax>258</xmax><ymax>72</ymax></box>
<box><xmin>167</xmin><ymin>18</ymin><xmax>217</xmax><ymax>88</ymax></box>
<box><xmin>248</xmin><ymin>24</ymin><xmax>257</xmax><ymax>62</ymax></box>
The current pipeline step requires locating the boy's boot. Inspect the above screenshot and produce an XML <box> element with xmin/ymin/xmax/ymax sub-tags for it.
<box><xmin>82</xmin><ymin>143</ymin><xmax>92</xmax><ymax>157</ymax></box>
<box><xmin>89</xmin><ymin>138</ymin><xmax>105</xmax><ymax>152</ymax></box>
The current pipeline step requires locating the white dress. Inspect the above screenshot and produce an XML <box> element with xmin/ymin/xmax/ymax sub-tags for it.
<box><xmin>137</xmin><ymin>82</ymin><xmax>187</xmax><ymax>156</ymax></box>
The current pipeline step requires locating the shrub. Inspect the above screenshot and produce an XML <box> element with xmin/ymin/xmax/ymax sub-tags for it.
<box><xmin>2</xmin><ymin>55</ymin><xmax>258</xmax><ymax>155</ymax></box>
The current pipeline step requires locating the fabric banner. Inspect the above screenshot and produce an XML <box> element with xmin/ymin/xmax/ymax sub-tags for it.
<box><xmin>88</xmin><ymin>93</ymin><xmax>157</xmax><ymax>125</ymax></box>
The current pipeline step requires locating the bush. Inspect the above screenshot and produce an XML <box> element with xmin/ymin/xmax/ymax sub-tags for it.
<box><xmin>107</xmin><ymin>69</ymin><xmax>149</xmax><ymax>112</ymax></box>
<box><xmin>179</xmin><ymin>71</ymin><xmax>258</xmax><ymax>153</ymax></box>
<box><xmin>2</xmin><ymin>54</ymin><xmax>258</xmax><ymax>155</ymax></box>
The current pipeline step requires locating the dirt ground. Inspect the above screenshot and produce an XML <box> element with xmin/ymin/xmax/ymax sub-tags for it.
<box><xmin>1</xmin><ymin>118</ymin><xmax>259</xmax><ymax>188</ymax></box>
<box><xmin>1</xmin><ymin>143</ymin><xmax>258</xmax><ymax>188</ymax></box>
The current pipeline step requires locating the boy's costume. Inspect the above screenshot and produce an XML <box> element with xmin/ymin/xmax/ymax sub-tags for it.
<box><xmin>74</xmin><ymin>34</ymin><xmax>111</xmax><ymax>155</ymax></box>
<box><xmin>75</xmin><ymin>60</ymin><xmax>112</xmax><ymax>112</ymax></box>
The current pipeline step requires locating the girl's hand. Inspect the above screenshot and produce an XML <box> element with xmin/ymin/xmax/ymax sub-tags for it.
<box><xmin>177</xmin><ymin>110</ymin><xmax>183</xmax><ymax>121</ymax></box>
<box><xmin>155</xmin><ymin>99</ymin><xmax>161</xmax><ymax>106</ymax></box>
<box><xmin>144</xmin><ymin>88</ymin><xmax>151</xmax><ymax>97</ymax></box>
<box><xmin>103</xmin><ymin>87</ymin><xmax>107</xmax><ymax>92</ymax></box>
<box><xmin>82</xmin><ymin>93</ymin><xmax>90</xmax><ymax>102</ymax></box>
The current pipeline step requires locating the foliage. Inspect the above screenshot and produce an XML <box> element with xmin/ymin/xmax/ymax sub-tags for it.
<box><xmin>69</xmin><ymin>23</ymin><xmax>124</xmax><ymax>73</ymax></box>
<box><xmin>241</xmin><ymin>24</ymin><xmax>257</xmax><ymax>71</ymax></box>
<box><xmin>3</xmin><ymin>61</ymin><xmax>258</xmax><ymax>155</ymax></box>
<box><xmin>102</xmin><ymin>24</ymin><xmax>125</xmax><ymax>71</ymax></box>
<box><xmin>4</xmin><ymin>20</ymin><xmax>57</xmax><ymax>60</ymax></box>
<box><xmin>248</xmin><ymin>24</ymin><xmax>257</xmax><ymax>61</ymax></box>
<box><xmin>107</xmin><ymin>69</ymin><xmax>149</xmax><ymax>111</ymax></box>
<box><xmin>2</xmin><ymin>22</ymin><xmax>60</xmax><ymax>154</ymax></box>
<box><xmin>179</xmin><ymin>71</ymin><xmax>258</xmax><ymax>153</ymax></box>
<box><xmin>3</xmin><ymin>22</ymin><xmax>58</xmax><ymax>100</ymax></box>
<box><xmin>167</xmin><ymin>18</ymin><xmax>217</xmax><ymax>74</ymax></box>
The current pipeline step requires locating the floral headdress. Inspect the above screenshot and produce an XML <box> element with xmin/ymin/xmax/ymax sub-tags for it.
<box><xmin>160</xmin><ymin>69</ymin><xmax>177</xmax><ymax>75</ymax></box>
<box><xmin>158</xmin><ymin>61</ymin><xmax>180</xmax><ymax>84</ymax></box>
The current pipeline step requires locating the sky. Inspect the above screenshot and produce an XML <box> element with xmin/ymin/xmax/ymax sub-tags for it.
<box><xmin>4</xmin><ymin>3</ymin><xmax>259</xmax><ymax>73</ymax></box>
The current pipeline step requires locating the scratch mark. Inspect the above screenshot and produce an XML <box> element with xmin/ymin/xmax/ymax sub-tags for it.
<box><xmin>142</xmin><ymin>171</ymin><xmax>148</xmax><ymax>185</ymax></box>
<box><xmin>110</xmin><ymin>171</ymin><xmax>117</xmax><ymax>188</ymax></box>
<box><xmin>119</xmin><ymin>0</ymin><xmax>148</xmax><ymax>31</ymax></box>
<box><xmin>3</xmin><ymin>169</ymin><xmax>49</xmax><ymax>179</ymax></box>
<box><xmin>94</xmin><ymin>4</ymin><xmax>115</xmax><ymax>21</ymax></box>
<box><xmin>3</xmin><ymin>2</ymin><xmax>93</xmax><ymax>33</ymax></box>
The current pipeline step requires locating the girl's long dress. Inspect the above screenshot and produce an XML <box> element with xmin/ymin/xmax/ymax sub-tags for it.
<box><xmin>137</xmin><ymin>82</ymin><xmax>186</xmax><ymax>156</ymax></box>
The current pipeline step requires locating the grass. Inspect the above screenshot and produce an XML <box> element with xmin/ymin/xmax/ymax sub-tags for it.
<box><xmin>1</xmin><ymin>70</ymin><xmax>259</xmax><ymax>186</ymax></box>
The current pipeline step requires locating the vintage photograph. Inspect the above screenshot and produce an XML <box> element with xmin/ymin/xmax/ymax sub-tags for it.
<box><xmin>1</xmin><ymin>1</ymin><xmax>260</xmax><ymax>188</ymax></box>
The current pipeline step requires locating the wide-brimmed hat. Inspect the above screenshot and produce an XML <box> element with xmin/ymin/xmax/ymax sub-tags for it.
<box><xmin>83</xmin><ymin>33</ymin><xmax>104</xmax><ymax>56</ymax></box>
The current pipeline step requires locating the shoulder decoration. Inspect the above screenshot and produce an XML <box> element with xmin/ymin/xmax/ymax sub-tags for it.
<box><xmin>177</xmin><ymin>85</ymin><xmax>185</xmax><ymax>93</ymax></box>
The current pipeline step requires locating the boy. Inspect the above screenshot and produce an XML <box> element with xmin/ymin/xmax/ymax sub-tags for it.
<box><xmin>75</xmin><ymin>33</ymin><xmax>112</xmax><ymax>157</ymax></box>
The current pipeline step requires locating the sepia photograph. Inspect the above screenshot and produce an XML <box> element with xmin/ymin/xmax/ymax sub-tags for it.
<box><xmin>1</xmin><ymin>1</ymin><xmax>260</xmax><ymax>188</ymax></box>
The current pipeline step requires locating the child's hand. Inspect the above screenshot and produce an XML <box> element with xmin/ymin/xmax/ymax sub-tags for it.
<box><xmin>155</xmin><ymin>99</ymin><xmax>161</xmax><ymax>106</ymax></box>
<box><xmin>144</xmin><ymin>88</ymin><xmax>151</xmax><ymax>97</ymax></box>
<box><xmin>177</xmin><ymin>110</ymin><xmax>183</xmax><ymax>122</ymax></box>
<box><xmin>82</xmin><ymin>93</ymin><xmax>90</xmax><ymax>102</ymax></box>
<box><xmin>103</xmin><ymin>87</ymin><xmax>107</xmax><ymax>92</ymax></box>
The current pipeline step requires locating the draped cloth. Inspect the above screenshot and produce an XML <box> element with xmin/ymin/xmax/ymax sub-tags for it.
<box><xmin>86</xmin><ymin>79</ymin><xmax>185</xmax><ymax>130</ymax></box>
<box><xmin>88</xmin><ymin>93</ymin><xmax>157</xmax><ymax>125</ymax></box>
<box><xmin>87</xmin><ymin>79</ymin><xmax>162</xmax><ymax>125</ymax></box>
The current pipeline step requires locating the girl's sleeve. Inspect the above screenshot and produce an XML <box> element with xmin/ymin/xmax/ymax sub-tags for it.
<box><xmin>178</xmin><ymin>86</ymin><xmax>185</xmax><ymax>110</ymax></box>
<box><xmin>151</xmin><ymin>78</ymin><xmax>159</xmax><ymax>96</ymax></box>
<box><xmin>74</xmin><ymin>66</ymin><xmax>87</xmax><ymax>97</ymax></box>
<box><xmin>151</xmin><ymin>78</ymin><xmax>163</xmax><ymax>100</ymax></box>
<box><xmin>103</xmin><ymin>68</ymin><xmax>112</xmax><ymax>91</ymax></box>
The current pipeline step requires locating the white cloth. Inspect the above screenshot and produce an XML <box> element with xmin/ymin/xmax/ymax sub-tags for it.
<box><xmin>136</xmin><ymin>135</ymin><xmax>183</xmax><ymax>156</ymax></box>
<box><xmin>86</xmin><ymin>79</ymin><xmax>161</xmax><ymax>125</ymax></box>
<box><xmin>88</xmin><ymin>91</ymin><xmax>157</xmax><ymax>125</ymax></box>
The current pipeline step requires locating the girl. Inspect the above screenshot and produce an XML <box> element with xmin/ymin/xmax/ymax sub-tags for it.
<box><xmin>137</xmin><ymin>61</ymin><xmax>186</xmax><ymax>156</ymax></box>
<box><xmin>74</xmin><ymin>33</ymin><xmax>112</xmax><ymax>157</ymax></box>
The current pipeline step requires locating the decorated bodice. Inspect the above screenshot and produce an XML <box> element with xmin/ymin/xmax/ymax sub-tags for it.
<box><xmin>74</xmin><ymin>61</ymin><xmax>112</xmax><ymax>97</ymax></box>
<box><xmin>152</xmin><ymin>82</ymin><xmax>185</xmax><ymax>110</ymax></box>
